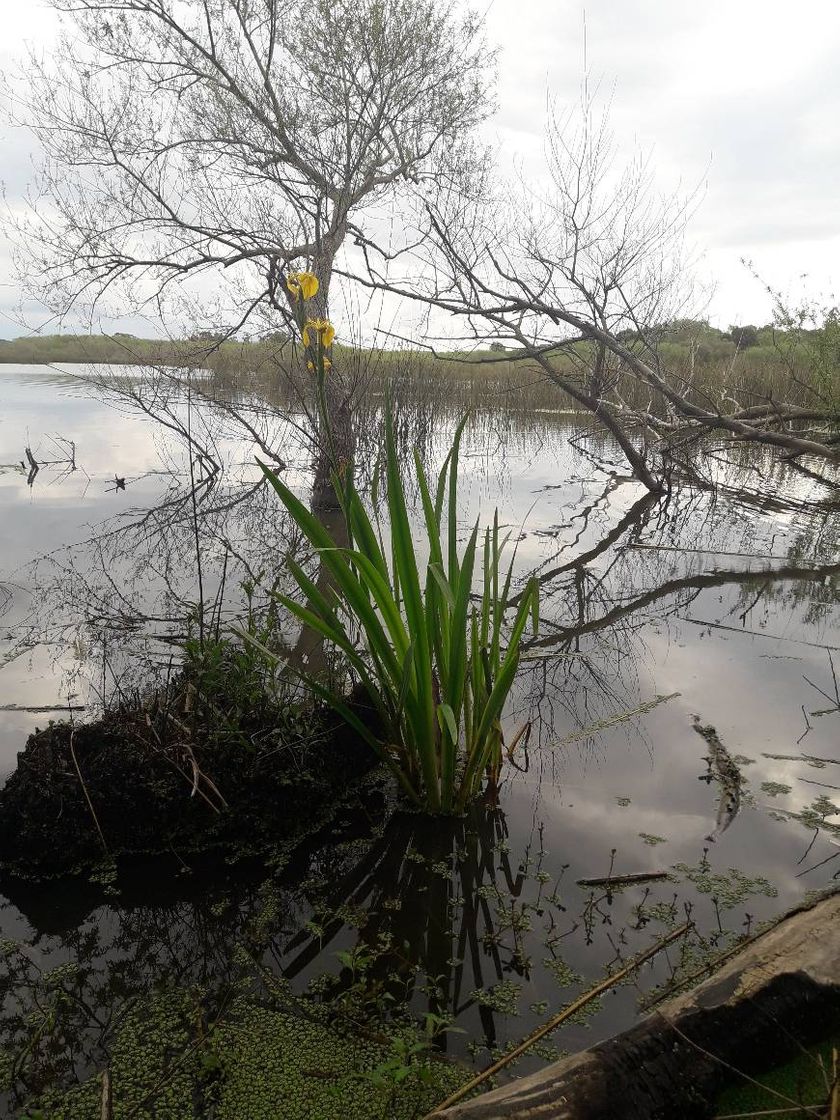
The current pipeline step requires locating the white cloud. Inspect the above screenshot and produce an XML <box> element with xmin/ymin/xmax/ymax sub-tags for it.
<box><xmin>0</xmin><ymin>0</ymin><xmax>838</xmax><ymax>335</ymax></box>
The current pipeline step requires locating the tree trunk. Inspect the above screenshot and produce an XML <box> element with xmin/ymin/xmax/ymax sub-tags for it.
<box><xmin>530</xmin><ymin>348</ymin><xmax>664</xmax><ymax>493</ymax></box>
<box><xmin>287</xmin><ymin>503</ymin><xmax>351</xmax><ymax>677</ymax></box>
<box><xmin>306</xmin><ymin>235</ymin><xmax>355</xmax><ymax>512</ymax></box>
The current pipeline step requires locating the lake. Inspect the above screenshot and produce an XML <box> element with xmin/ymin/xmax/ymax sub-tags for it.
<box><xmin>0</xmin><ymin>362</ymin><xmax>838</xmax><ymax>1110</ymax></box>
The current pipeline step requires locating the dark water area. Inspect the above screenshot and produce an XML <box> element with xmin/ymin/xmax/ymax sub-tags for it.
<box><xmin>0</xmin><ymin>364</ymin><xmax>839</xmax><ymax>1106</ymax></box>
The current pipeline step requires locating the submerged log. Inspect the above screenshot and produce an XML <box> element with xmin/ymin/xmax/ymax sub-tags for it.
<box><xmin>692</xmin><ymin>717</ymin><xmax>743</xmax><ymax>842</ymax></box>
<box><xmin>575</xmin><ymin>872</ymin><xmax>669</xmax><ymax>888</ymax></box>
<box><xmin>436</xmin><ymin>889</ymin><xmax>840</xmax><ymax>1120</ymax></box>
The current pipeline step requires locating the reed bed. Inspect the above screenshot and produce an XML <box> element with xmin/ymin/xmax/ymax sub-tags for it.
<box><xmin>4</xmin><ymin>330</ymin><xmax>835</xmax><ymax>418</ymax></box>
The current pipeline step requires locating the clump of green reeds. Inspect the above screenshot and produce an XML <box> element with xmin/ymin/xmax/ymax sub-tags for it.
<box><xmin>259</xmin><ymin>411</ymin><xmax>538</xmax><ymax>813</ymax></box>
<box><xmin>253</xmin><ymin>273</ymin><xmax>538</xmax><ymax>813</ymax></box>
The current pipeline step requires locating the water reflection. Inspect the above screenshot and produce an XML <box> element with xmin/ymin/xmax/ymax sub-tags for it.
<box><xmin>2</xmin><ymin>771</ymin><xmax>832</xmax><ymax>1113</ymax></box>
<box><xmin>0</xmin><ymin>363</ymin><xmax>839</xmax><ymax>1109</ymax></box>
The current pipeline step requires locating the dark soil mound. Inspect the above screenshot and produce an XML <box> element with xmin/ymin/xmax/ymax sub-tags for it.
<box><xmin>0</xmin><ymin>703</ymin><xmax>378</xmax><ymax>878</ymax></box>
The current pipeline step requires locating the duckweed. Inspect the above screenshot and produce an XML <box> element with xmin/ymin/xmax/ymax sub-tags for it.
<box><xmin>213</xmin><ymin>1001</ymin><xmax>467</xmax><ymax>1120</ymax></box>
<box><xmin>30</xmin><ymin>992</ymin><xmax>198</xmax><ymax>1119</ymax></box>
<box><xmin>672</xmin><ymin>861</ymin><xmax>778</xmax><ymax>909</ymax></box>
<box><xmin>542</xmin><ymin>957</ymin><xmax>582</xmax><ymax>987</ymax></box>
<box><xmin>760</xmin><ymin>781</ymin><xmax>792</xmax><ymax>798</ymax></box>
<box><xmin>469</xmin><ymin>980</ymin><xmax>522</xmax><ymax>1016</ymax></box>
<box><xmin>638</xmin><ymin>833</ymin><xmax>667</xmax><ymax>846</ymax></box>
<box><xmin>23</xmin><ymin>990</ymin><xmax>470</xmax><ymax>1120</ymax></box>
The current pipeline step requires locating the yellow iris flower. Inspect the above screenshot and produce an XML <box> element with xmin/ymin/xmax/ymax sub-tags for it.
<box><xmin>286</xmin><ymin>271</ymin><xmax>319</xmax><ymax>301</ymax></box>
<box><xmin>302</xmin><ymin>318</ymin><xmax>336</xmax><ymax>349</ymax></box>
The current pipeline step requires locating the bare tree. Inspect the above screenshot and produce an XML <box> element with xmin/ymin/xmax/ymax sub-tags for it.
<box><xmin>353</xmin><ymin>94</ymin><xmax>840</xmax><ymax>492</ymax></box>
<box><xmin>7</xmin><ymin>0</ymin><xmax>493</xmax><ymax>501</ymax></box>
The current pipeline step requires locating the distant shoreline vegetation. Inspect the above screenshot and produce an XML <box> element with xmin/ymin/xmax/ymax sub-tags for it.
<box><xmin>0</xmin><ymin>320</ymin><xmax>830</xmax><ymax>365</ymax></box>
<box><xmin>0</xmin><ymin>331</ymin><xmax>253</xmax><ymax>368</ymax></box>
<box><xmin>0</xmin><ymin>321</ymin><xmax>836</xmax><ymax>413</ymax></box>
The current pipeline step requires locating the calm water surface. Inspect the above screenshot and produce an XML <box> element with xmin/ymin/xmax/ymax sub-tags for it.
<box><xmin>0</xmin><ymin>363</ymin><xmax>838</xmax><ymax>1097</ymax></box>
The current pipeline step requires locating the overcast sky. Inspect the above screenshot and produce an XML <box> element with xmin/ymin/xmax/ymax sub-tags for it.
<box><xmin>1</xmin><ymin>0</ymin><xmax>839</xmax><ymax>338</ymax></box>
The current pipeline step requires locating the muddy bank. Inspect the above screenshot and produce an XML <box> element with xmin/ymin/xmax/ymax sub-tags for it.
<box><xmin>0</xmin><ymin>699</ymin><xmax>379</xmax><ymax>879</ymax></box>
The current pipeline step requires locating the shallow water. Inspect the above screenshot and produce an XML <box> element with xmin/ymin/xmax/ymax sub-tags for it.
<box><xmin>1</xmin><ymin>364</ymin><xmax>838</xmax><ymax>1103</ymax></box>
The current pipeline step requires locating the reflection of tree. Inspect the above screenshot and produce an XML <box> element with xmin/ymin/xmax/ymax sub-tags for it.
<box><xmin>3</xmin><ymin>375</ymin><xmax>311</xmax><ymax>702</ymax></box>
<box><xmin>1</xmin><ymin>380</ymin><xmax>599</xmax><ymax>711</ymax></box>
<box><xmin>8</xmin><ymin>373</ymin><xmax>836</xmax><ymax>804</ymax></box>
<box><xmin>1</xmin><ymin>784</ymin><xmax>832</xmax><ymax>1111</ymax></box>
<box><xmin>2</xmin><ymin>370</ymin><xmax>481</xmax><ymax>701</ymax></box>
<box><xmin>482</xmin><ymin>458</ymin><xmax>840</xmax><ymax>766</ymax></box>
<box><xmin>530</xmin><ymin>557</ymin><xmax>840</xmax><ymax>652</ymax></box>
<box><xmin>0</xmin><ymin>877</ymin><xmax>263</xmax><ymax>1107</ymax></box>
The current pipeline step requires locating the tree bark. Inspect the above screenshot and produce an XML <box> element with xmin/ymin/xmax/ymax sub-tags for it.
<box><xmin>306</xmin><ymin>233</ymin><xmax>356</xmax><ymax>512</ymax></box>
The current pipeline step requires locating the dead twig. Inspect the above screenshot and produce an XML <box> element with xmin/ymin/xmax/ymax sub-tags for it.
<box><xmin>763</xmin><ymin>753</ymin><xmax>839</xmax><ymax>767</ymax></box>
<box><xmin>0</xmin><ymin>703</ymin><xmax>86</xmax><ymax>713</ymax></box>
<box><xmin>68</xmin><ymin>729</ymin><xmax>109</xmax><ymax>854</ymax></box>
<box><xmin>629</xmin><ymin>544</ymin><xmax>788</xmax><ymax>562</ymax></box>
<box><xmin>100</xmin><ymin>1069</ymin><xmax>113</xmax><ymax>1120</ymax></box>
<box><xmin>656</xmin><ymin>1013</ymin><xmax>825</xmax><ymax>1118</ymax></box>
<box><xmin>553</xmin><ymin>692</ymin><xmax>680</xmax><ymax>747</ymax></box>
<box><xmin>681</xmin><ymin>617</ymin><xmax>840</xmax><ymax>652</ymax></box>
<box><xmin>715</xmin><ymin>1108</ymin><xmax>822</xmax><ymax>1118</ymax></box>
<box><xmin>801</xmin><ymin>778</ymin><xmax>840</xmax><ymax>793</ymax></box>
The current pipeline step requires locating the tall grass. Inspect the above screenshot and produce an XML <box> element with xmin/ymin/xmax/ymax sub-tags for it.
<box><xmin>5</xmin><ymin>329</ymin><xmax>836</xmax><ymax>420</ymax></box>
<box><xmin>258</xmin><ymin>412</ymin><xmax>539</xmax><ymax>813</ymax></box>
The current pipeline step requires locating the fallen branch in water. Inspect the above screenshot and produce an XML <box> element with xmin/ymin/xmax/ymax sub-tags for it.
<box><xmin>0</xmin><ymin>703</ymin><xmax>86</xmax><ymax>713</ymax></box>
<box><xmin>431</xmin><ymin>892</ymin><xmax>840</xmax><ymax>1119</ymax></box>
<box><xmin>553</xmin><ymin>692</ymin><xmax>680</xmax><ymax>747</ymax></box>
<box><xmin>425</xmin><ymin>922</ymin><xmax>693</xmax><ymax>1117</ymax></box>
<box><xmin>576</xmin><ymin>871</ymin><xmax>670</xmax><ymax>888</ymax></box>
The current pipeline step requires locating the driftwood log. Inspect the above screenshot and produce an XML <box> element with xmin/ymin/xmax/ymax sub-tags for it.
<box><xmin>437</xmin><ymin>889</ymin><xmax>840</xmax><ymax>1119</ymax></box>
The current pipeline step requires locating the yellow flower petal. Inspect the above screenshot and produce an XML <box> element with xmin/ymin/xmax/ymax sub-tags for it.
<box><xmin>286</xmin><ymin>271</ymin><xmax>319</xmax><ymax>301</ymax></box>
<box><xmin>299</xmin><ymin>272</ymin><xmax>319</xmax><ymax>300</ymax></box>
<box><xmin>303</xmin><ymin>318</ymin><xmax>335</xmax><ymax>349</ymax></box>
